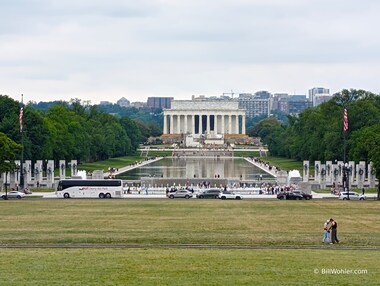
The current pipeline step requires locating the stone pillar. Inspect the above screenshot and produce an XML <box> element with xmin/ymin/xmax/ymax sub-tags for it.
<box><xmin>59</xmin><ymin>160</ymin><xmax>66</xmax><ymax>179</ymax></box>
<box><xmin>235</xmin><ymin>115</ymin><xmax>239</xmax><ymax>134</ymax></box>
<box><xmin>332</xmin><ymin>164</ymin><xmax>339</xmax><ymax>185</ymax></box>
<box><xmin>14</xmin><ymin>160</ymin><xmax>21</xmax><ymax>186</ymax></box>
<box><xmin>314</xmin><ymin>161</ymin><xmax>321</xmax><ymax>184</ymax></box>
<box><xmin>357</xmin><ymin>161</ymin><xmax>366</xmax><ymax>188</ymax></box>
<box><xmin>25</xmin><ymin>160</ymin><xmax>32</xmax><ymax>186</ymax></box>
<box><xmin>198</xmin><ymin>114</ymin><xmax>202</xmax><ymax>135</ymax></box>
<box><xmin>320</xmin><ymin>164</ymin><xmax>326</xmax><ymax>188</ymax></box>
<box><xmin>163</xmin><ymin>114</ymin><xmax>168</xmax><ymax>134</ymax></box>
<box><xmin>71</xmin><ymin>160</ymin><xmax>78</xmax><ymax>177</ymax></box>
<box><xmin>170</xmin><ymin>115</ymin><xmax>174</xmax><ymax>134</ymax></box>
<box><xmin>337</xmin><ymin>161</ymin><xmax>344</xmax><ymax>184</ymax></box>
<box><xmin>35</xmin><ymin>160</ymin><xmax>43</xmax><ymax>187</ymax></box>
<box><xmin>349</xmin><ymin>161</ymin><xmax>355</xmax><ymax>184</ymax></box>
<box><xmin>325</xmin><ymin>161</ymin><xmax>332</xmax><ymax>184</ymax></box>
<box><xmin>242</xmin><ymin>115</ymin><xmax>246</xmax><ymax>135</ymax></box>
<box><xmin>47</xmin><ymin>160</ymin><xmax>54</xmax><ymax>188</ymax></box>
<box><xmin>369</xmin><ymin>162</ymin><xmax>376</xmax><ymax>188</ymax></box>
<box><xmin>303</xmin><ymin>161</ymin><xmax>309</xmax><ymax>182</ymax></box>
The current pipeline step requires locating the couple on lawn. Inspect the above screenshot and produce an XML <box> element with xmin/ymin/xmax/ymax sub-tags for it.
<box><xmin>322</xmin><ymin>218</ymin><xmax>339</xmax><ymax>244</ymax></box>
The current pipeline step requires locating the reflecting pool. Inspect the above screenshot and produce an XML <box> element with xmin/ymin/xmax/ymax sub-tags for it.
<box><xmin>117</xmin><ymin>157</ymin><xmax>273</xmax><ymax>181</ymax></box>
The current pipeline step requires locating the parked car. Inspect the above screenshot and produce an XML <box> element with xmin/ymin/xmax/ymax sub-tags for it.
<box><xmin>167</xmin><ymin>190</ymin><xmax>193</xmax><ymax>199</ymax></box>
<box><xmin>218</xmin><ymin>191</ymin><xmax>243</xmax><ymax>200</ymax></box>
<box><xmin>1</xmin><ymin>191</ymin><xmax>26</xmax><ymax>199</ymax></box>
<box><xmin>339</xmin><ymin>192</ymin><xmax>366</xmax><ymax>200</ymax></box>
<box><xmin>196</xmin><ymin>189</ymin><xmax>221</xmax><ymax>199</ymax></box>
<box><xmin>277</xmin><ymin>192</ymin><xmax>304</xmax><ymax>200</ymax></box>
<box><xmin>292</xmin><ymin>190</ymin><xmax>313</xmax><ymax>200</ymax></box>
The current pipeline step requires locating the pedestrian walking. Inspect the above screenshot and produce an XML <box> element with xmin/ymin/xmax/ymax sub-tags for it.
<box><xmin>322</xmin><ymin>219</ymin><xmax>330</xmax><ymax>243</ymax></box>
<box><xmin>329</xmin><ymin>218</ymin><xmax>339</xmax><ymax>244</ymax></box>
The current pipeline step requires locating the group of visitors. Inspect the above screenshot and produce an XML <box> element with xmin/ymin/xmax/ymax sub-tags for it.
<box><xmin>322</xmin><ymin>218</ymin><xmax>339</xmax><ymax>244</ymax></box>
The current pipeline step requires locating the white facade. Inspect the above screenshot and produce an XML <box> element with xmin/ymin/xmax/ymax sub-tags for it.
<box><xmin>163</xmin><ymin>100</ymin><xmax>246</xmax><ymax>136</ymax></box>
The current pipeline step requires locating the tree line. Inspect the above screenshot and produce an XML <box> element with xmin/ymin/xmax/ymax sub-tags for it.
<box><xmin>0</xmin><ymin>96</ymin><xmax>162</xmax><ymax>164</ymax></box>
<box><xmin>253</xmin><ymin>89</ymin><xmax>380</xmax><ymax>198</ymax></box>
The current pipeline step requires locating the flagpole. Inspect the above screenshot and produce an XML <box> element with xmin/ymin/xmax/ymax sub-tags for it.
<box><xmin>19</xmin><ymin>94</ymin><xmax>25</xmax><ymax>192</ymax></box>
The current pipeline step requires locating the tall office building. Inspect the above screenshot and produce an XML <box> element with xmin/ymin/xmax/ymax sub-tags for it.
<box><xmin>238</xmin><ymin>93</ymin><xmax>270</xmax><ymax>118</ymax></box>
<box><xmin>147</xmin><ymin>97</ymin><xmax>173</xmax><ymax>109</ymax></box>
<box><xmin>308</xmin><ymin>87</ymin><xmax>330</xmax><ymax>107</ymax></box>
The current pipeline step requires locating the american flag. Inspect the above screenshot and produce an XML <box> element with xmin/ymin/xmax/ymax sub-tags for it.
<box><xmin>343</xmin><ymin>108</ymin><xmax>348</xmax><ymax>132</ymax></box>
<box><xmin>19</xmin><ymin>107</ymin><xmax>23</xmax><ymax>132</ymax></box>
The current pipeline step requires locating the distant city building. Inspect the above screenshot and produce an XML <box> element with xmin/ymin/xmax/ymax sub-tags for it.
<box><xmin>147</xmin><ymin>97</ymin><xmax>173</xmax><ymax>109</ymax></box>
<box><xmin>99</xmin><ymin>101</ymin><xmax>112</xmax><ymax>106</ymax></box>
<box><xmin>288</xmin><ymin>95</ymin><xmax>312</xmax><ymax>114</ymax></box>
<box><xmin>309</xmin><ymin>87</ymin><xmax>330</xmax><ymax>106</ymax></box>
<box><xmin>238</xmin><ymin>93</ymin><xmax>270</xmax><ymax>118</ymax></box>
<box><xmin>116</xmin><ymin>97</ymin><xmax>130</xmax><ymax>107</ymax></box>
<box><xmin>313</xmin><ymin>94</ymin><xmax>333</xmax><ymax>107</ymax></box>
<box><xmin>130</xmin><ymin>102</ymin><xmax>147</xmax><ymax>108</ymax></box>
<box><xmin>271</xmin><ymin>93</ymin><xmax>289</xmax><ymax>112</ymax></box>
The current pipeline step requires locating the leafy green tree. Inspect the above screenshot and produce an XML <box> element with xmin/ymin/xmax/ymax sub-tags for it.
<box><xmin>0</xmin><ymin>133</ymin><xmax>21</xmax><ymax>181</ymax></box>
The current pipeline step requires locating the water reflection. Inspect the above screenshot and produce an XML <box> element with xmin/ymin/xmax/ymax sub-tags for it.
<box><xmin>117</xmin><ymin>158</ymin><xmax>272</xmax><ymax>180</ymax></box>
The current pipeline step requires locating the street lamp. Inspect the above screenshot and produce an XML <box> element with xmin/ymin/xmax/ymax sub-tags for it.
<box><xmin>342</xmin><ymin>163</ymin><xmax>350</xmax><ymax>200</ymax></box>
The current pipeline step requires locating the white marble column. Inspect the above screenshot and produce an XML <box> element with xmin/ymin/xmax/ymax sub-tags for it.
<box><xmin>222</xmin><ymin>115</ymin><xmax>225</xmax><ymax>135</ymax></box>
<box><xmin>184</xmin><ymin>114</ymin><xmax>188</xmax><ymax>134</ymax></box>
<box><xmin>170</xmin><ymin>115</ymin><xmax>174</xmax><ymax>134</ymax></box>
<box><xmin>206</xmin><ymin>114</ymin><xmax>210</xmax><ymax>134</ymax></box>
<box><xmin>198</xmin><ymin>114</ymin><xmax>202</xmax><ymax>134</ymax></box>
<box><xmin>163</xmin><ymin>114</ymin><xmax>168</xmax><ymax>134</ymax></box>
<box><xmin>177</xmin><ymin>114</ymin><xmax>181</xmax><ymax>133</ymax></box>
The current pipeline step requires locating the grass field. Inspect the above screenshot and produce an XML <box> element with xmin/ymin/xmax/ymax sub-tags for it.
<box><xmin>0</xmin><ymin>199</ymin><xmax>379</xmax><ymax>285</ymax></box>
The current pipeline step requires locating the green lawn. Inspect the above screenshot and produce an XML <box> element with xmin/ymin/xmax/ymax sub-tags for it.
<box><xmin>0</xmin><ymin>200</ymin><xmax>379</xmax><ymax>285</ymax></box>
<box><xmin>78</xmin><ymin>153</ymin><xmax>143</xmax><ymax>172</ymax></box>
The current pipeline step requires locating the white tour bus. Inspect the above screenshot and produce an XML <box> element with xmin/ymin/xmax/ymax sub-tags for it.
<box><xmin>56</xmin><ymin>179</ymin><xmax>123</xmax><ymax>199</ymax></box>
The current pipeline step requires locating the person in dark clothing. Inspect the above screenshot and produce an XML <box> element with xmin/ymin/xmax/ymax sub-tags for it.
<box><xmin>329</xmin><ymin>218</ymin><xmax>339</xmax><ymax>244</ymax></box>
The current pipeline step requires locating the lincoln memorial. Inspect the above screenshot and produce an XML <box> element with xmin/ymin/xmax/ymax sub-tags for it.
<box><xmin>162</xmin><ymin>100</ymin><xmax>246</xmax><ymax>139</ymax></box>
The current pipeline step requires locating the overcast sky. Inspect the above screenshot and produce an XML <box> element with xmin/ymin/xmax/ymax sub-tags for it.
<box><xmin>1</xmin><ymin>0</ymin><xmax>379</xmax><ymax>104</ymax></box>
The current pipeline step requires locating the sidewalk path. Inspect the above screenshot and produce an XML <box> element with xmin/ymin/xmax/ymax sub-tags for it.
<box><xmin>103</xmin><ymin>157</ymin><xmax>164</xmax><ymax>178</ymax></box>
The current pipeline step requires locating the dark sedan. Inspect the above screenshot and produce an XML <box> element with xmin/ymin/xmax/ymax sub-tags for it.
<box><xmin>292</xmin><ymin>190</ymin><xmax>313</xmax><ymax>200</ymax></box>
<box><xmin>196</xmin><ymin>189</ymin><xmax>221</xmax><ymax>199</ymax></box>
<box><xmin>277</xmin><ymin>192</ymin><xmax>304</xmax><ymax>200</ymax></box>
